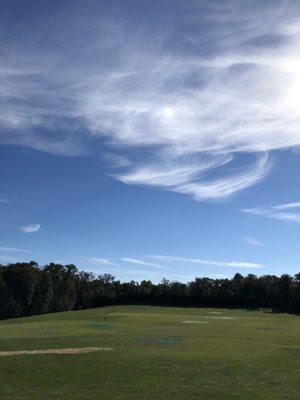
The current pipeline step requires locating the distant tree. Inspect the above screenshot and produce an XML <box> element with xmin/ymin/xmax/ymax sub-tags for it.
<box><xmin>44</xmin><ymin>264</ymin><xmax>77</xmax><ymax>312</ymax></box>
<box><xmin>75</xmin><ymin>271</ymin><xmax>94</xmax><ymax>309</ymax></box>
<box><xmin>240</xmin><ymin>274</ymin><xmax>259</xmax><ymax>307</ymax></box>
<box><xmin>0</xmin><ymin>261</ymin><xmax>299</xmax><ymax>320</ymax></box>
<box><xmin>290</xmin><ymin>274</ymin><xmax>300</xmax><ymax>313</ymax></box>
<box><xmin>189</xmin><ymin>277</ymin><xmax>215</xmax><ymax>305</ymax></box>
<box><xmin>0</xmin><ymin>262</ymin><xmax>39</xmax><ymax>318</ymax></box>
<box><xmin>93</xmin><ymin>274</ymin><xmax>116</xmax><ymax>306</ymax></box>
<box><xmin>139</xmin><ymin>280</ymin><xmax>153</xmax><ymax>296</ymax></box>
<box><xmin>31</xmin><ymin>269</ymin><xmax>54</xmax><ymax>314</ymax></box>
<box><xmin>277</xmin><ymin>274</ymin><xmax>292</xmax><ymax>310</ymax></box>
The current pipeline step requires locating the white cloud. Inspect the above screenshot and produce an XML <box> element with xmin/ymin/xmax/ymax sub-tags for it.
<box><xmin>149</xmin><ymin>255</ymin><xmax>264</xmax><ymax>269</ymax></box>
<box><xmin>242</xmin><ymin>202</ymin><xmax>300</xmax><ymax>223</ymax></box>
<box><xmin>79</xmin><ymin>257</ymin><xmax>114</xmax><ymax>266</ymax></box>
<box><xmin>88</xmin><ymin>258</ymin><xmax>112</xmax><ymax>265</ymax></box>
<box><xmin>101</xmin><ymin>267</ymin><xmax>120</xmax><ymax>273</ymax></box>
<box><xmin>19</xmin><ymin>224</ymin><xmax>41</xmax><ymax>233</ymax></box>
<box><xmin>121</xmin><ymin>257</ymin><xmax>166</xmax><ymax>269</ymax></box>
<box><xmin>269</xmin><ymin>212</ymin><xmax>300</xmax><ymax>223</ymax></box>
<box><xmin>0</xmin><ymin>196</ymin><xmax>10</xmax><ymax>204</ymax></box>
<box><xmin>0</xmin><ymin>246</ymin><xmax>30</xmax><ymax>253</ymax></box>
<box><xmin>1</xmin><ymin>3</ymin><xmax>300</xmax><ymax>201</ymax></box>
<box><xmin>188</xmin><ymin>259</ymin><xmax>264</xmax><ymax>269</ymax></box>
<box><xmin>115</xmin><ymin>154</ymin><xmax>272</xmax><ymax>201</ymax></box>
<box><xmin>272</xmin><ymin>202</ymin><xmax>300</xmax><ymax>210</ymax></box>
<box><xmin>241</xmin><ymin>237</ymin><xmax>265</xmax><ymax>246</ymax></box>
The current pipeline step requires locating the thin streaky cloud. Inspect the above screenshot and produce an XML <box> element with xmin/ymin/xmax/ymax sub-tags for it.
<box><xmin>0</xmin><ymin>246</ymin><xmax>30</xmax><ymax>253</ymax></box>
<box><xmin>148</xmin><ymin>255</ymin><xmax>183</xmax><ymax>262</ymax></box>
<box><xmin>116</xmin><ymin>154</ymin><xmax>272</xmax><ymax>201</ymax></box>
<box><xmin>19</xmin><ymin>224</ymin><xmax>41</xmax><ymax>233</ymax></box>
<box><xmin>270</xmin><ymin>212</ymin><xmax>300</xmax><ymax>223</ymax></box>
<box><xmin>272</xmin><ymin>202</ymin><xmax>300</xmax><ymax>210</ymax></box>
<box><xmin>148</xmin><ymin>255</ymin><xmax>264</xmax><ymax>269</ymax></box>
<box><xmin>101</xmin><ymin>267</ymin><xmax>121</xmax><ymax>273</ymax></box>
<box><xmin>241</xmin><ymin>207</ymin><xmax>269</xmax><ymax>216</ymax></box>
<box><xmin>242</xmin><ymin>203</ymin><xmax>300</xmax><ymax>223</ymax></box>
<box><xmin>0</xmin><ymin>196</ymin><xmax>10</xmax><ymax>204</ymax></box>
<box><xmin>89</xmin><ymin>258</ymin><xmax>113</xmax><ymax>265</ymax></box>
<box><xmin>121</xmin><ymin>257</ymin><xmax>166</xmax><ymax>269</ymax></box>
<box><xmin>241</xmin><ymin>237</ymin><xmax>265</xmax><ymax>247</ymax></box>
<box><xmin>170</xmin><ymin>154</ymin><xmax>272</xmax><ymax>201</ymax></box>
<box><xmin>79</xmin><ymin>257</ymin><xmax>115</xmax><ymax>266</ymax></box>
<box><xmin>188</xmin><ymin>259</ymin><xmax>264</xmax><ymax>269</ymax></box>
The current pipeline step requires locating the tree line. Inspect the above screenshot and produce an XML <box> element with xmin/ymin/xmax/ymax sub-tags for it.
<box><xmin>0</xmin><ymin>262</ymin><xmax>299</xmax><ymax>320</ymax></box>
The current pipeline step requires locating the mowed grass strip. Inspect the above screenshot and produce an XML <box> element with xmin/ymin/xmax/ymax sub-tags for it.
<box><xmin>0</xmin><ymin>305</ymin><xmax>299</xmax><ymax>400</ymax></box>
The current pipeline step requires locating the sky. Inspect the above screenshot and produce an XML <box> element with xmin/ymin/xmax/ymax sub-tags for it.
<box><xmin>1</xmin><ymin>0</ymin><xmax>300</xmax><ymax>282</ymax></box>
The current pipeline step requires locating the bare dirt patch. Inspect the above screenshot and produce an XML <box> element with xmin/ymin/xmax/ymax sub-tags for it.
<box><xmin>0</xmin><ymin>347</ymin><xmax>113</xmax><ymax>357</ymax></box>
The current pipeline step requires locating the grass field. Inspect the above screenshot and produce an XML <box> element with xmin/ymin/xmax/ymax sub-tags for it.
<box><xmin>0</xmin><ymin>305</ymin><xmax>299</xmax><ymax>400</ymax></box>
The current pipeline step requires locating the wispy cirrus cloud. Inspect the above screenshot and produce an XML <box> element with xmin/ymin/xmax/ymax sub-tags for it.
<box><xmin>149</xmin><ymin>255</ymin><xmax>264</xmax><ymax>269</ymax></box>
<box><xmin>74</xmin><ymin>257</ymin><xmax>115</xmax><ymax>266</ymax></box>
<box><xmin>121</xmin><ymin>257</ymin><xmax>166</xmax><ymax>269</ymax></box>
<box><xmin>1</xmin><ymin>2</ymin><xmax>300</xmax><ymax>201</ymax></box>
<box><xmin>0</xmin><ymin>196</ymin><xmax>10</xmax><ymax>204</ymax></box>
<box><xmin>19</xmin><ymin>223</ymin><xmax>41</xmax><ymax>233</ymax></box>
<box><xmin>116</xmin><ymin>153</ymin><xmax>272</xmax><ymax>201</ymax></box>
<box><xmin>190</xmin><ymin>259</ymin><xmax>264</xmax><ymax>269</ymax></box>
<box><xmin>272</xmin><ymin>202</ymin><xmax>300</xmax><ymax>210</ymax></box>
<box><xmin>84</xmin><ymin>257</ymin><xmax>114</xmax><ymax>266</ymax></box>
<box><xmin>241</xmin><ymin>237</ymin><xmax>265</xmax><ymax>246</ymax></box>
<box><xmin>101</xmin><ymin>267</ymin><xmax>121</xmax><ymax>273</ymax></box>
<box><xmin>0</xmin><ymin>246</ymin><xmax>30</xmax><ymax>253</ymax></box>
<box><xmin>242</xmin><ymin>202</ymin><xmax>300</xmax><ymax>223</ymax></box>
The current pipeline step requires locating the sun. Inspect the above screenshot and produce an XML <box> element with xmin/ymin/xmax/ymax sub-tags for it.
<box><xmin>162</xmin><ymin>106</ymin><xmax>175</xmax><ymax>118</ymax></box>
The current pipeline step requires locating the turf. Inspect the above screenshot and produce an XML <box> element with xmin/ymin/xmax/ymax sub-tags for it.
<box><xmin>0</xmin><ymin>305</ymin><xmax>299</xmax><ymax>400</ymax></box>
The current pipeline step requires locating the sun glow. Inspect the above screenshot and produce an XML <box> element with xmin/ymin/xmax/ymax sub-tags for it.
<box><xmin>162</xmin><ymin>106</ymin><xmax>175</xmax><ymax>118</ymax></box>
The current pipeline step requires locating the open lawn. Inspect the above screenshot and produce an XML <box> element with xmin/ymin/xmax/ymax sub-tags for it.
<box><xmin>0</xmin><ymin>305</ymin><xmax>299</xmax><ymax>400</ymax></box>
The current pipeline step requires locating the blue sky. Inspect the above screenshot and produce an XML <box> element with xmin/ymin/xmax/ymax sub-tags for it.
<box><xmin>1</xmin><ymin>0</ymin><xmax>300</xmax><ymax>282</ymax></box>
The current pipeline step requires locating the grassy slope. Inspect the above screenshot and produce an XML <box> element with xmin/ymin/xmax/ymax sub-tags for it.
<box><xmin>0</xmin><ymin>305</ymin><xmax>299</xmax><ymax>400</ymax></box>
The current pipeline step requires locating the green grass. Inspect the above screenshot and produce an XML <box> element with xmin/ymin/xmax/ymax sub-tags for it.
<box><xmin>0</xmin><ymin>305</ymin><xmax>299</xmax><ymax>400</ymax></box>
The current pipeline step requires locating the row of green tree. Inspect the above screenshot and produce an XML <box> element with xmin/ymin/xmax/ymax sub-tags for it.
<box><xmin>0</xmin><ymin>262</ymin><xmax>299</xmax><ymax>320</ymax></box>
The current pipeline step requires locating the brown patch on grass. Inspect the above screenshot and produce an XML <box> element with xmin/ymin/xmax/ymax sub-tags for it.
<box><xmin>0</xmin><ymin>347</ymin><xmax>113</xmax><ymax>357</ymax></box>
